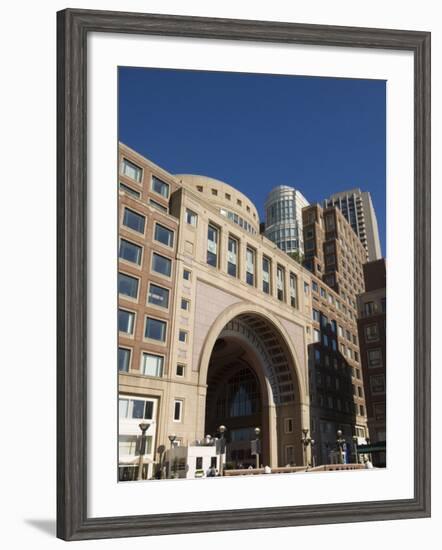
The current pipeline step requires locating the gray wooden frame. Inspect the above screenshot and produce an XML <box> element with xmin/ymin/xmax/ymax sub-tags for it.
<box><xmin>57</xmin><ymin>8</ymin><xmax>431</xmax><ymax>541</ymax></box>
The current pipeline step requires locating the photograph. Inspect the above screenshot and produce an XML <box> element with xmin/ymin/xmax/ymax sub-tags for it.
<box><xmin>117</xmin><ymin>67</ymin><xmax>387</xmax><ymax>482</ymax></box>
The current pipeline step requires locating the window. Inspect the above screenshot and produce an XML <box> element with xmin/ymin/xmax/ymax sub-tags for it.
<box><xmin>320</xmin><ymin>287</ymin><xmax>326</xmax><ymax>298</ymax></box>
<box><xmin>119</xmin><ymin>435</ymin><xmax>152</xmax><ymax>459</ymax></box>
<box><xmin>185</xmin><ymin>209</ymin><xmax>198</xmax><ymax>226</ymax></box>
<box><xmin>173</xmin><ymin>399</ymin><xmax>183</xmax><ymax>422</ymax></box>
<box><xmin>207</xmin><ymin>224</ymin><xmax>219</xmax><ymax>267</ymax></box>
<box><xmin>118</xmin><ymin>309</ymin><xmax>135</xmax><ymax>334</ymax></box>
<box><xmin>313</xmin><ymin>329</ymin><xmax>320</xmax><ymax>343</ymax></box>
<box><xmin>284</xmin><ymin>418</ymin><xmax>294</xmax><ymax>433</ymax></box>
<box><xmin>312</xmin><ymin>281</ymin><xmax>318</xmax><ymax>292</ymax></box>
<box><xmin>142</xmin><ymin>353</ymin><xmax>164</xmax><ymax>377</ymax></box>
<box><xmin>354</xmin><ymin>351</ymin><xmax>359</xmax><ymax>363</ymax></box>
<box><xmin>211</xmin><ymin>189</ymin><xmax>218</xmax><ymax>196</ymax></box>
<box><xmin>183</xmin><ymin>269</ymin><xmax>191</xmax><ymax>281</ymax></box>
<box><xmin>312</xmin><ymin>309</ymin><xmax>320</xmax><ymax>322</ymax></box>
<box><xmin>179</xmin><ymin>330</ymin><xmax>188</xmax><ymax>343</ymax></box>
<box><xmin>118</xmin><ymin>347</ymin><xmax>131</xmax><ymax>372</ymax></box>
<box><xmin>359</xmin><ymin>405</ymin><xmax>365</xmax><ymax>416</ymax></box>
<box><xmin>147</xmin><ymin>283</ymin><xmax>169</xmax><ymax>308</ymax></box>
<box><xmin>227</xmin><ymin>237</ymin><xmax>238</xmax><ymax>277</ymax></box>
<box><xmin>321</xmin><ymin>315</ymin><xmax>328</xmax><ymax>328</ymax></box>
<box><xmin>123</xmin><ymin>208</ymin><xmax>145</xmax><ymax>233</ymax></box>
<box><xmin>225</xmin><ymin>193</ymin><xmax>231</xmax><ymax>200</ymax></box>
<box><xmin>370</xmin><ymin>375</ymin><xmax>385</xmax><ymax>394</ymax></box>
<box><xmin>326</xmin><ymin>254</ymin><xmax>336</xmax><ymax>266</ymax></box>
<box><xmin>346</xmin><ymin>330</ymin><xmax>351</xmax><ymax>341</ymax></box>
<box><xmin>338</xmin><ymin>325</ymin><xmax>344</xmax><ymax>338</ymax></box>
<box><xmin>118</xmin><ymin>272</ymin><xmax>138</xmax><ymax>298</ymax></box>
<box><xmin>121</xmin><ymin>158</ymin><xmax>142</xmax><ymax>182</ymax></box>
<box><xmin>196</xmin><ymin>185</ymin><xmax>203</xmax><ymax>192</ymax></box>
<box><xmin>304</xmin><ymin>281</ymin><xmax>310</xmax><ymax>295</ymax></box>
<box><xmin>277</xmin><ymin>266</ymin><xmax>285</xmax><ymax>301</ymax></box>
<box><xmin>325</xmin><ymin>215</ymin><xmax>335</xmax><ymax>230</ymax></box>
<box><xmin>149</xmin><ymin>199</ymin><xmax>168</xmax><ymax>213</ymax></box>
<box><xmin>365</xmin><ymin>323</ymin><xmax>379</xmax><ymax>342</ymax></box>
<box><xmin>151</xmin><ymin>252</ymin><xmax>172</xmax><ymax>277</ymax></box>
<box><xmin>322</xmin><ymin>334</ymin><xmax>329</xmax><ymax>347</ymax></box>
<box><xmin>119</xmin><ymin>397</ymin><xmax>154</xmax><ymax>420</ymax></box>
<box><xmin>368</xmin><ymin>348</ymin><xmax>382</xmax><ymax>367</ymax></box>
<box><xmin>357</xmin><ymin>386</ymin><xmax>363</xmax><ymax>397</ymax></box>
<box><xmin>262</xmin><ymin>257</ymin><xmax>271</xmax><ymax>294</ymax></box>
<box><xmin>289</xmin><ymin>273</ymin><xmax>298</xmax><ymax>308</ymax></box>
<box><xmin>119</xmin><ymin>182</ymin><xmax>141</xmax><ymax>198</ymax></box>
<box><xmin>151</xmin><ymin>175</ymin><xmax>169</xmax><ymax>198</ymax></box>
<box><xmin>144</xmin><ymin>317</ymin><xmax>167</xmax><ymax>342</ymax></box>
<box><xmin>154</xmin><ymin>223</ymin><xmax>174</xmax><ymax>247</ymax></box>
<box><xmin>176</xmin><ymin>364</ymin><xmax>185</xmax><ymax>377</ymax></box>
<box><xmin>374</xmin><ymin>403</ymin><xmax>386</xmax><ymax>421</ymax></box>
<box><xmin>195</xmin><ymin>456</ymin><xmax>203</xmax><ymax>469</ymax></box>
<box><xmin>181</xmin><ymin>298</ymin><xmax>190</xmax><ymax>311</ymax></box>
<box><xmin>331</xmin><ymin>320</ymin><xmax>337</xmax><ymax>333</ymax></box>
<box><xmin>246</xmin><ymin>247</ymin><xmax>255</xmax><ymax>286</ymax></box>
<box><xmin>119</xmin><ymin>239</ymin><xmax>142</xmax><ymax>265</ymax></box>
<box><xmin>364</xmin><ymin>301</ymin><xmax>376</xmax><ymax>316</ymax></box>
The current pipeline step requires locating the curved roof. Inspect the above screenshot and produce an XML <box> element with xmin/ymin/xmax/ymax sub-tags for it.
<box><xmin>175</xmin><ymin>174</ymin><xmax>260</xmax><ymax>229</ymax></box>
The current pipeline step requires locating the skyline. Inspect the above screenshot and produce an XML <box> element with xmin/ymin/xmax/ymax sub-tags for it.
<box><xmin>119</xmin><ymin>67</ymin><xmax>386</xmax><ymax>256</ymax></box>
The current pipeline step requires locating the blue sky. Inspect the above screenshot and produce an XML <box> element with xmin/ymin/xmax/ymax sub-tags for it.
<box><xmin>119</xmin><ymin>67</ymin><xmax>386</xmax><ymax>255</ymax></box>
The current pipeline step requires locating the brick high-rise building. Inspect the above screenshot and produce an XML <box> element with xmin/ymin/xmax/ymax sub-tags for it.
<box><xmin>302</xmin><ymin>205</ymin><xmax>369</xmax><ymax>464</ymax></box>
<box><xmin>302</xmin><ymin>204</ymin><xmax>366</xmax><ymax>309</ymax></box>
<box><xmin>324</xmin><ymin>188</ymin><xmax>382</xmax><ymax>262</ymax></box>
<box><xmin>357</xmin><ymin>259</ymin><xmax>386</xmax><ymax>467</ymax></box>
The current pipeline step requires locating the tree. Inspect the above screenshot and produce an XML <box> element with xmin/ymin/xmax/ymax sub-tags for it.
<box><xmin>288</xmin><ymin>250</ymin><xmax>304</xmax><ymax>265</ymax></box>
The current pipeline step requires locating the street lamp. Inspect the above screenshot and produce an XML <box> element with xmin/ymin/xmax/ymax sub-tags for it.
<box><xmin>137</xmin><ymin>422</ymin><xmax>150</xmax><ymax>481</ymax></box>
<box><xmin>301</xmin><ymin>427</ymin><xmax>314</xmax><ymax>467</ymax></box>
<box><xmin>218</xmin><ymin>425</ymin><xmax>227</xmax><ymax>476</ymax></box>
<box><xmin>336</xmin><ymin>429</ymin><xmax>346</xmax><ymax>464</ymax></box>
<box><xmin>352</xmin><ymin>435</ymin><xmax>359</xmax><ymax>464</ymax></box>
<box><xmin>168</xmin><ymin>434</ymin><xmax>177</xmax><ymax>479</ymax></box>
<box><xmin>253</xmin><ymin>427</ymin><xmax>261</xmax><ymax>469</ymax></box>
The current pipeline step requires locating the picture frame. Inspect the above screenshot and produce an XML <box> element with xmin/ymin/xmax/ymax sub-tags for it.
<box><xmin>57</xmin><ymin>8</ymin><xmax>431</xmax><ymax>541</ymax></box>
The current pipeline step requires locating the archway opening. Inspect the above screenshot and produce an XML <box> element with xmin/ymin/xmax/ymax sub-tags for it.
<box><xmin>204</xmin><ymin>313</ymin><xmax>304</xmax><ymax>469</ymax></box>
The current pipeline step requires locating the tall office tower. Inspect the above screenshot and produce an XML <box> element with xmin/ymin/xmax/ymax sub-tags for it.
<box><xmin>323</xmin><ymin>189</ymin><xmax>382</xmax><ymax>262</ymax></box>
<box><xmin>264</xmin><ymin>185</ymin><xmax>309</xmax><ymax>256</ymax></box>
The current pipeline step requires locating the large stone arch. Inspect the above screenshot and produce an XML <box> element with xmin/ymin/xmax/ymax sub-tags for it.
<box><xmin>197</xmin><ymin>301</ymin><xmax>310</xmax><ymax>467</ymax></box>
<box><xmin>198</xmin><ymin>301</ymin><xmax>308</xmax><ymax>401</ymax></box>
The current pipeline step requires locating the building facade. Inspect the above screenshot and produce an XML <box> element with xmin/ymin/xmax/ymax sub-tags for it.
<box><xmin>264</xmin><ymin>185</ymin><xmax>309</xmax><ymax>256</ymax></box>
<box><xmin>357</xmin><ymin>259</ymin><xmax>386</xmax><ymax>467</ymax></box>
<box><xmin>118</xmin><ymin>144</ymin><xmax>315</xmax><ymax>480</ymax></box>
<box><xmin>323</xmin><ymin>188</ymin><xmax>382</xmax><ymax>262</ymax></box>
<box><xmin>301</xmin><ymin>205</ymin><xmax>369</xmax><ymax>464</ymax></box>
